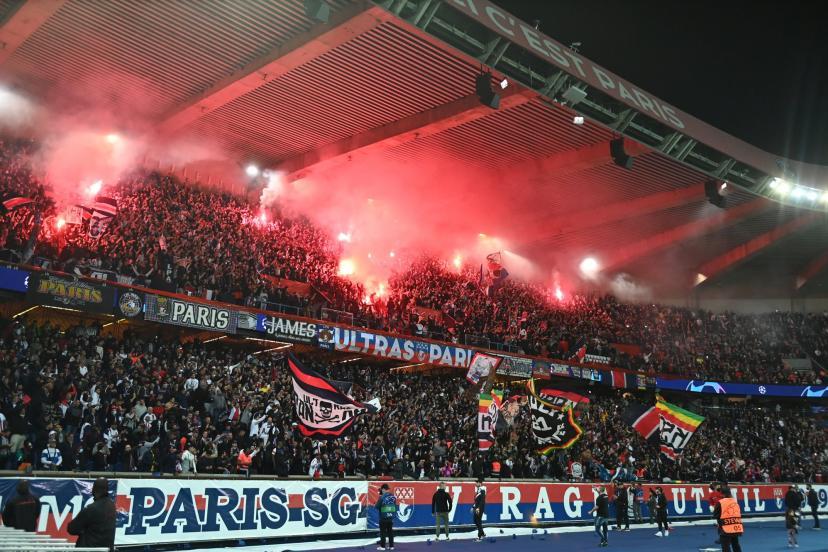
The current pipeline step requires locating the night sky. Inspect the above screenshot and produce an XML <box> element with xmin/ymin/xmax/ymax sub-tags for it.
<box><xmin>491</xmin><ymin>0</ymin><xmax>828</xmax><ymax>164</ymax></box>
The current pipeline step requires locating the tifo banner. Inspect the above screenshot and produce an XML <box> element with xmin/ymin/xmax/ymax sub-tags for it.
<box><xmin>317</xmin><ymin>325</ymin><xmax>473</xmax><ymax>368</ymax></box>
<box><xmin>366</xmin><ymin>481</ymin><xmax>828</xmax><ymax>530</ymax></box>
<box><xmin>144</xmin><ymin>294</ymin><xmax>238</xmax><ymax>333</ymax></box>
<box><xmin>496</xmin><ymin>354</ymin><xmax>534</xmax><ymax>378</ymax></box>
<box><xmin>115</xmin><ymin>479</ymin><xmax>368</xmax><ymax>545</ymax></box>
<box><xmin>26</xmin><ymin>272</ymin><xmax>115</xmax><ymax>313</ymax></box>
<box><xmin>256</xmin><ymin>314</ymin><xmax>318</xmax><ymax>344</ymax></box>
<box><xmin>116</xmin><ymin>290</ymin><xmax>144</xmax><ymax>319</ymax></box>
<box><xmin>0</xmin><ymin>477</ymin><xmax>118</xmax><ymax>542</ymax></box>
<box><xmin>656</xmin><ymin>378</ymin><xmax>828</xmax><ymax>399</ymax></box>
<box><xmin>541</xmin><ymin>360</ymin><xmax>603</xmax><ymax>382</ymax></box>
<box><xmin>466</xmin><ymin>352</ymin><xmax>501</xmax><ymax>384</ymax></box>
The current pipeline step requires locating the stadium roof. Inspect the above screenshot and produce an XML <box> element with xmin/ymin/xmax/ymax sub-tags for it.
<box><xmin>2</xmin><ymin>0</ymin><xmax>827</xmax><ymax>297</ymax></box>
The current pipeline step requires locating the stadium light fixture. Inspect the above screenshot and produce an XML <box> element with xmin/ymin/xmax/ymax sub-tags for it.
<box><xmin>499</xmin><ymin>78</ymin><xmax>509</xmax><ymax>89</ymax></box>
<box><xmin>806</xmin><ymin>189</ymin><xmax>819</xmax><ymax>201</ymax></box>
<box><xmin>792</xmin><ymin>187</ymin><xmax>805</xmax><ymax>199</ymax></box>
<box><xmin>720</xmin><ymin>182</ymin><xmax>727</xmax><ymax>191</ymax></box>
<box><xmin>245</xmin><ymin>164</ymin><xmax>260</xmax><ymax>178</ymax></box>
<box><xmin>573</xmin><ymin>116</ymin><xmax>584</xmax><ymax>125</ymax></box>
<box><xmin>821</xmin><ymin>192</ymin><xmax>828</xmax><ymax>203</ymax></box>
<box><xmin>475</xmin><ymin>72</ymin><xmax>500</xmax><ymax>109</ymax></box>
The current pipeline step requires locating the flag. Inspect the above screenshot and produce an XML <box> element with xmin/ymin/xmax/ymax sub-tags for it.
<box><xmin>655</xmin><ymin>398</ymin><xmax>705</xmax><ymax>460</ymax></box>
<box><xmin>605</xmin><ymin>370</ymin><xmax>646</xmax><ymax>389</ymax></box>
<box><xmin>539</xmin><ymin>388</ymin><xmax>590</xmax><ymax>408</ymax></box>
<box><xmin>622</xmin><ymin>402</ymin><xmax>660</xmax><ymax>444</ymax></box>
<box><xmin>466</xmin><ymin>352</ymin><xmax>501</xmax><ymax>385</ymax></box>
<box><xmin>288</xmin><ymin>353</ymin><xmax>377</xmax><ymax>439</ymax></box>
<box><xmin>91</xmin><ymin>196</ymin><xmax>118</xmax><ymax>216</ymax></box>
<box><xmin>477</xmin><ymin>389</ymin><xmax>503</xmax><ymax>451</ymax></box>
<box><xmin>1</xmin><ymin>195</ymin><xmax>34</xmax><ymax>214</ymax></box>
<box><xmin>527</xmin><ymin>381</ymin><xmax>582</xmax><ymax>453</ymax></box>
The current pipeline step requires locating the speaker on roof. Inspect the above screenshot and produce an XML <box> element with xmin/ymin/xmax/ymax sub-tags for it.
<box><xmin>705</xmin><ymin>179</ymin><xmax>727</xmax><ymax>208</ymax></box>
<box><xmin>610</xmin><ymin>138</ymin><xmax>634</xmax><ymax>170</ymax></box>
<box><xmin>475</xmin><ymin>73</ymin><xmax>500</xmax><ymax>110</ymax></box>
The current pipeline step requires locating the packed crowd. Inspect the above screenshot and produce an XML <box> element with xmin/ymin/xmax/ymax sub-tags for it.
<box><xmin>0</xmin><ymin>317</ymin><xmax>824</xmax><ymax>482</ymax></box>
<box><xmin>1</xmin><ymin>139</ymin><xmax>827</xmax><ymax>386</ymax></box>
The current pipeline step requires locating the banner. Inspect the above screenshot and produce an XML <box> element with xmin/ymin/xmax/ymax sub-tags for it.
<box><xmin>0</xmin><ymin>265</ymin><xmax>30</xmax><ymax>292</ymax></box>
<box><xmin>116</xmin><ymin>290</ymin><xmax>144</xmax><ymax>319</ymax></box>
<box><xmin>466</xmin><ymin>352</ymin><xmax>501</xmax><ymax>384</ymax></box>
<box><xmin>288</xmin><ymin>354</ymin><xmax>376</xmax><ymax>438</ymax></box>
<box><xmin>256</xmin><ymin>314</ymin><xmax>318</xmax><ymax>344</ymax></box>
<box><xmin>144</xmin><ymin>295</ymin><xmax>238</xmax><ymax>333</ymax></box>
<box><xmin>0</xmin><ymin>477</ymin><xmax>118</xmax><ymax>542</ymax></box>
<box><xmin>477</xmin><ymin>390</ymin><xmax>502</xmax><ymax>451</ymax></box>
<box><xmin>496</xmin><ymin>354</ymin><xmax>533</xmax><ymax>378</ymax></box>
<box><xmin>655</xmin><ymin>399</ymin><xmax>704</xmax><ymax>460</ymax></box>
<box><xmin>542</xmin><ymin>360</ymin><xmax>603</xmax><ymax>382</ymax></box>
<box><xmin>539</xmin><ymin>388</ymin><xmax>590</xmax><ymax>408</ymax></box>
<box><xmin>317</xmin><ymin>325</ymin><xmax>472</xmax><ymax>368</ymax></box>
<box><xmin>1</xmin><ymin>478</ymin><xmax>824</xmax><ymax>544</ymax></box>
<box><xmin>528</xmin><ymin>394</ymin><xmax>582</xmax><ymax>453</ymax></box>
<box><xmin>657</xmin><ymin>378</ymin><xmax>827</xmax><ymax>399</ymax></box>
<box><xmin>366</xmin><ymin>481</ymin><xmax>818</xmax><ymax>530</ymax></box>
<box><xmin>115</xmin><ymin>479</ymin><xmax>368</xmax><ymax>546</ymax></box>
<box><xmin>603</xmin><ymin>369</ymin><xmax>647</xmax><ymax>390</ymax></box>
<box><xmin>26</xmin><ymin>272</ymin><xmax>115</xmax><ymax>313</ymax></box>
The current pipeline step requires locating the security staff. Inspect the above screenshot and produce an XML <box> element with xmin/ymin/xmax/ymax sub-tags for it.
<box><xmin>67</xmin><ymin>477</ymin><xmax>116</xmax><ymax>551</ymax></box>
<box><xmin>375</xmin><ymin>483</ymin><xmax>397</xmax><ymax>551</ymax></box>
<box><xmin>713</xmin><ymin>486</ymin><xmax>744</xmax><ymax>552</ymax></box>
<box><xmin>2</xmin><ymin>480</ymin><xmax>41</xmax><ymax>532</ymax></box>
<box><xmin>473</xmin><ymin>478</ymin><xmax>486</xmax><ymax>541</ymax></box>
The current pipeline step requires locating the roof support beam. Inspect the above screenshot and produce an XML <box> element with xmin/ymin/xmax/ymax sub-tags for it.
<box><xmin>518</xmin><ymin>182</ymin><xmax>707</xmax><ymax>248</ymax></box>
<box><xmin>795</xmin><ymin>251</ymin><xmax>828</xmax><ymax>290</ymax></box>
<box><xmin>278</xmin><ymin>87</ymin><xmax>536</xmax><ymax>179</ymax></box>
<box><xmin>158</xmin><ymin>2</ymin><xmax>389</xmax><ymax>134</ymax></box>
<box><xmin>695</xmin><ymin>213</ymin><xmax>820</xmax><ymax>286</ymax></box>
<box><xmin>0</xmin><ymin>0</ymin><xmax>65</xmax><ymax>65</ymax></box>
<box><xmin>602</xmin><ymin>199</ymin><xmax>767</xmax><ymax>273</ymax></box>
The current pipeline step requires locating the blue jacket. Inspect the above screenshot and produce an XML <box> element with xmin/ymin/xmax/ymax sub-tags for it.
<box><xmin>376</xmin><ymin>493</ymin><xmax>397</xmax><ymax>520</ymax></box>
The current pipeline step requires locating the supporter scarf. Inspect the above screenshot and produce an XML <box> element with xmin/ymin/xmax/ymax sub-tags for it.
<box><xmin>288</xmin><ymin>354</ymin><xmax>377</xmax><ymax>439</ymax></box>
<box><xmin>655</xmin><ymin>398</ymin><xmax>704</xmax><ymax>460</ymax></box>
<box><xmin>528</xmin><ymin>382</ymin><xmax>582</xmax><ymax>454</ymax></box>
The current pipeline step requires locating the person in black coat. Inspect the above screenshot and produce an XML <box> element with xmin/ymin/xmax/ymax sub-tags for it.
<box><xmin>785</xmin><ymin>485</ymin><xmax>803</xmax><ymax>511</ymax></box>
<box><xmin>2</xmin><ymin>479</ymin><xmax>41</xmax><ymax>532</ymax></box>
<box><xmin>67</xmin><ymin>477</ymin><xmax>116</xmax><ymax>551</ymax></box>
<box><xmin>806</xmin><ymin>484</ymin><xmax>821</xmax><ymax>530</ymax></box>
<box><xmin>473</xmin><ymin>478</ymin><xmax>486</xmax><ymax>541</ymax></box>
<box><xmin>614</xmin><ymin>483</ymin><xmax>630</xmax><ymax>531</ymax></box>
<box><xmin>654</xmin><ymin>487</ymin><xmax>670</xmax><ymax>537</ymax></box>
<box><xmin>432</xmin><ymin>482</ymin><xmax>453</xmax><ymax>540</ymax></box>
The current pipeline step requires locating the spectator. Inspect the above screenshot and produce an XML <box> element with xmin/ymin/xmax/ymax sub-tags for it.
<box><xmin>432</xmin><ymin>482</ymin><xmax>452</xmax><ymax>541</ymax></box>
<box><xmin>1</xmin><ymin>479</ymin><xmax>40</xmax><ymax>532</ymax></box>
<box><xmin>67</xmin><ymin>477</ymin><xmax>116</xmax><ymax>551</ymax></box>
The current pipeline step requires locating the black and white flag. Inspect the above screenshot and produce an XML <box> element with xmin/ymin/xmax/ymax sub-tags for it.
<box><xmin>528</xmin><ymin>383</ymin><xmax>583</xmax><ymax>454</ymax></box>
<box><xmin>288</xmin><ymin>354</ymin><xmax>378</xmax><ymax>439</ymax></box>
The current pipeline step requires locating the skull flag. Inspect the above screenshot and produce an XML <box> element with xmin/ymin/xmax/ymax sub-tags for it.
<box><xmin>528</xmin><ymin>381</ymin><xmax>583</xmax><ymax>454</ymax></box>
<box><xmin>288</xmin><ymin>353</ymin><xmax>378</xmax><ymax>439</ymax></box>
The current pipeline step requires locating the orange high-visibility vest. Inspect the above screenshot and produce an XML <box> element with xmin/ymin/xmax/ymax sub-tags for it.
<box><xmin>719</xmin><ymin>497</ymin><xmax>744</xmax><ymax>535</ymax></box>
<box><xmin>492</xmin><ymin>461</ymin><xmax>501</xmax><ymax>473</ymax></box>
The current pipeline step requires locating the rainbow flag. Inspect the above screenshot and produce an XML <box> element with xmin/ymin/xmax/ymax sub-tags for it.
<box><xmin>655</xmin><ymin>398</ymin><xmax>704</xmax><ymax>460</ymax></box>
<box><xmin>477</xmin><ymin>390</ymin><xmax>503</xmax><ymax>451</ymax></box>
